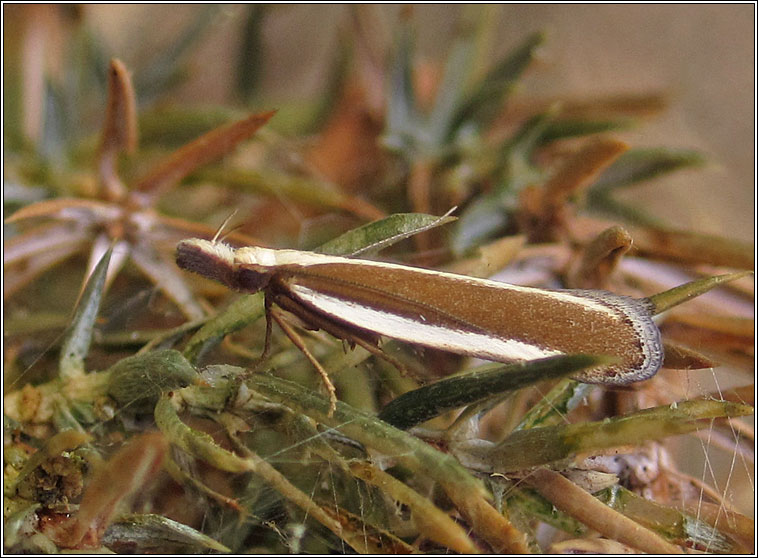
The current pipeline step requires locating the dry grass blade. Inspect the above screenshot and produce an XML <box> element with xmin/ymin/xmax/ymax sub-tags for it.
<box><xmin>245</xmin><ymin>373</ymin><xmax>530</xmax><ymax>553</ymax></box>
<box><xmin>349</xmin><ymin>461</ymin><xmax>480</xmax><ymax>553</ymax></box>
<box><xmin>445</xmin><ymin>235</ymin><xmax>526</xmax><ymax>277</ymax></box>
<box><xmin>336</xmin><ymin>195</ymin><xmax>387</xmax><ymax>221</ymax></box>
<box><xmin>162</xmin><ymin>458</ymin><xmax>245</xmax><ymax>513</ymax></box>
<box><xmin>500</xmin><ymin>92</ymin><xmax>668</xmax><ymax>125</ymax></box>
<box><xmin>133</xmin><ymin>110</ymin><xmax>276</xmax><ymax>202</ymax></box>
<box><xmin>631</xmin><ymin>226</ymin><xmax>754</xmax><ymax>269</ymax></box>
<box><xmin>567</xmin><ymin>225</ymin><xmax>632</xmax><ymax>289</ymax></box>
<box><xmin>5</xmin><ymin>198</ymin><xmax>121</xmax><ymax>224</ymax></box>
<box><xmin>154</xmin><ymin>395</ymin><xmax>374</xmax><ymax>553</ymax></box>
<box><xmin>3</xmin><ymin>222</ymin><xmax>88</xmax><ymax>265</ymax></box>
<box><xmin>662</xmin><ymin>311</ymin><xmax>754</xmax><ymax>364</ymax></box>
<box><xmin>234</xmin><ymin>454</ymin><xmax>371</xmax><ymax>552</ymax></box>
<box><xmin>100</xmin><ymin>59</ymin><xmax>138</xmax><ymax>155</ymax></box>
<box><xmin>681</xmin><ymin>502</ymin><xmax>755</xmax><ymax>553</ymax></box>
<box><xmin>49</xmin><ymin>432</ymin><xmax>168</xmax><ymax>548</ymax></box>
<box><xmin>319</xmin><ymin>507</ymin><xmax>420</xmax><ymax>554</ymax></box>
<box><xmin>99</xmin><ymin>58</ymin><xmax>137</xmax><ymax>201</ymax></box>
<box><xmin>662</xmin><ymin>321</ymin><xmax>754</xmax><ymax>364</ymax></box>
<box><xmin>560</xmin><ymin>92</ymin><xmax>669</xmax><ymax>117</ymax></box>
<box><xmin>408</xmin><ymin>160</ymin><xmax>433</xmax><ymax>217</ymax></box>
<box><xmin>407</xmin><ymin>161</ymin><xmax>436</xmax><ymax>254</ymax></box>
<box><xmin>661</xmin><ymin>340</ymin><xmax>718</xmax><ymax>370</ymax></box>
<box><xmin>528</xmin><ymin>468</ymin><xmax>683</xmax><ymax>554</ymax></box>
<box><xmin>666</xmin><ymin>312</ymin><xmax>754</xmax><ymax>337</ymax></box>
<box><xmin>518</xmin><ymin>137</ymin><xmax>629</xmax><ymax>241</ymax></box>
<box><xmin>4</xmin><ymin>232</ymin><xmax>89</xmax><ymax>298</ymax></box>
<box><xmin>543</xmin><ymin>137</ymin><xmax>629</xmax><ymax>203</ymax></box>
<box><xmin>443</xmin><ymin>484</ymin><xmax>530</xmax><ymax>553</ymax></box>
<box><xmin>130</xmin><ymin>241</ymin><xmax>205</xmax><ymax>320</ymax></box>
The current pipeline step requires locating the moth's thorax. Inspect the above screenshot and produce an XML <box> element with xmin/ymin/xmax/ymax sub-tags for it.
<box><xmin>231</xmin><ymin>247</ymin><xmax>334</xmax><ymax>292</ymax></box>
<box><xmin>234</xmin><ymin>246</ymin><xmax>279</xmax><ymax>267</ymax></box>
<box><xmin>234</xmin><ymin>246</ymin><xmax>339</xmax><ymax>268</ymax></box>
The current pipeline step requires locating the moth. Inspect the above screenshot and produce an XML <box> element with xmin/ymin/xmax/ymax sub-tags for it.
<box><xmin>175</xmin><ymin>238</ymin><xmax>663</xmax><ymax>385</ymax></box>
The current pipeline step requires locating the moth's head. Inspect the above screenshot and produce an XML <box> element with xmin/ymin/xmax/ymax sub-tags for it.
<box><xmin>176</xmin><ymin>239</ymin><xmax>236</xmax><ymax>287</ymax></box>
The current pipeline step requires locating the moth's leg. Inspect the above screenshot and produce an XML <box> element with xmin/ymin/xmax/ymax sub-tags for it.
<box><xmin>261</xmin><ymin>292</ymin><xmax>274</xmax><ymax>361</ymax></box>
<box><xmin>234</xmin><ymin>292</ymin><xmax>275</xmax><ymax>372</ymax></box>
<box><xmin>340</xmin><ymin>331</ymin><xmax>415</xmax><ymax>378</ymax></box>
<box><xmin>224</xmin><ymin>294</ymin><xmax>275</xmax><ymax>399</ymax></box>
<box><xmin>269</xmin><ymin>305</ymin><xmax>337</xmax><ymax>417</ymax></box>
<box><xmin>232</xmin><ymin>294</ymin><xmax>337</xmax><ymax>415</ymax></box>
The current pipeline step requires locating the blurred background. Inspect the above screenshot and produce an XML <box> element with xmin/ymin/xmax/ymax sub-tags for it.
<box><xmin>3</xmin><ymin>4</ymin><xmax>754</xmax><ymax>240</ymax></box>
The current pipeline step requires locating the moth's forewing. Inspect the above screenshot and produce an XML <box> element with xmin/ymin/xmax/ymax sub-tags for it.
<box><xmin>265</xmin><ymin>259</ymin><xmax>663</xmax><ymax>384</ymax></box>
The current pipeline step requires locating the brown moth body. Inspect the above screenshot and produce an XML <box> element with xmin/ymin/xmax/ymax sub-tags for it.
<box><xmin>176</xmin><ymin>238</ymin><xmax>663</xmax><ymax>384</ymax></box>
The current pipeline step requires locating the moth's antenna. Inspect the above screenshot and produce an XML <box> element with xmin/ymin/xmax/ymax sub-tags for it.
<box><xmin>212</xmin><ymin>210</ymin><xmax>239</xmax><ymax>244</ymax></box>
<box><xmin>219</xmin><ymin>224</ymin><xmax>244</xmax><ymax>243</ymax></box>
